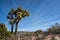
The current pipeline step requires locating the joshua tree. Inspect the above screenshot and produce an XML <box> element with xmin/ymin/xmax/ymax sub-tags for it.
<box><xmin>7</xmin><ymin>7</ymin><xmax>29</xmax><ymax>35</ymax></box>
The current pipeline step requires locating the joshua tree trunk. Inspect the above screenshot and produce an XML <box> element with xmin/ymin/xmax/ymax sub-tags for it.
<box><xmin>14</xmin><ymin>22</ymin><xmax>18</xmax><ymax>35</ymax></box>
<box><xmin>11</xmin><ymin>25</ymin><xmax>14</xmax><ymax>34</ymax></box>
<box><xmin>14</xmin><ymin>19</ymin><xmax>20</xmax><ymax>35</ymax></box>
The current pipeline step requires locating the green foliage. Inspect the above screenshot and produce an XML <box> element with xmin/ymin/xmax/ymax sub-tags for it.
<box><xmin>7</xmin><ymin>7</ymin><xmax>29</xmax><ymax>25</ymax></box>
<box><xmin>14</xmin><ymin>7</ymin><xmax>29</xmax><ymax>19</ymax></box>
<box><xmin>9</xmin><ymin>19</ymin><xmax>15</xmax><ymax>25</ymax></box>
<box><xmin>0</xmin><ymin>23</ymin><xmax>11</xmax><ymax>40</ymax></box>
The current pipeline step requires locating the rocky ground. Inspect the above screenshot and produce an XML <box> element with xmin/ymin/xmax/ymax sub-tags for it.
<box><xmin>8</xmin><ymin>32</ymin><xmax>60</xmax><ymax>40</ymax></box>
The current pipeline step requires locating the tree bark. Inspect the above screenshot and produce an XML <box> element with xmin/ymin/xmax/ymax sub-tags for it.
<box><xmin>11</xmin><ymin>25</ymin><xmax>14</xmax><ymax>34</ymax></box>
<box><xmin>14</xmin><ymin>19</ymin><xmax>20</xmax><ymax>35</ymax></box>
<box><xmin>14</xmin><ymin>22</ymin><xmax>18</xmax><ymax>35</ymax></box>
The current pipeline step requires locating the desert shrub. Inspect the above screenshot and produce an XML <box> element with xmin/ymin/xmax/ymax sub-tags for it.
<box><xmin>34</xmin><ymin>30</ymin><xmax>43</xmax><ymax>34</ymax></box>
<box><xmin>0</xmin><ymin>23</ymin><xmax>11</xmax><ymax>40</ymax></box>
<box><xmin>47</xmin><ymin>23</ymin><xmax>60</xmax><ymax>34</ymax></box>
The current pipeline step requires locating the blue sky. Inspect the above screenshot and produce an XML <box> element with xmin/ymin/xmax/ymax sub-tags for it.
<box><xmin>0</xmin><ymin>0</ymin><xmax>60</xmax><ymax>32</ymax></box>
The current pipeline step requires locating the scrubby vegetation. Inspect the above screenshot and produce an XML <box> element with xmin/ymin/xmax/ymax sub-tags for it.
<box><xmin>0</xmin><ymin>23</ymin><xmax>11</xmax><ymax>40</ymax></box>
<box><xmin>47</xmin><ymin>23</ymin><xmax>60</xmax><ymax>34</ymax></box>
<box><xmin>34</xmin><ymin>30</ymin><xmax>43</xmax><ymax>34</ymax></box>
<box><xmin>0</xmin><ymin>23</ymin><xmax>60</xmax><ymax>40</ymax></box>
<box><xmin>35</xmin><ymin>23</ymin><xmax>60</xmax><ymax>34</ymax></box>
